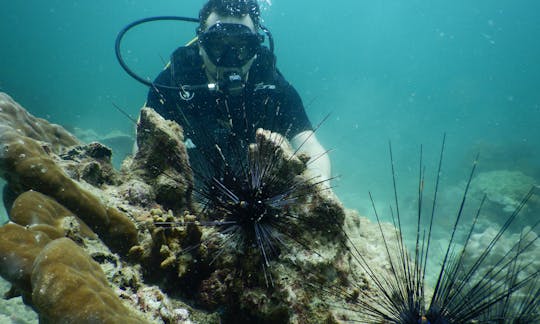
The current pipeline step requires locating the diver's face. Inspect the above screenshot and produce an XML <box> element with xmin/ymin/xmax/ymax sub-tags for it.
<box><xmin>199</xmin><ymin>13</ymin><xmax>258</xmax><ymax>79</ymax></box>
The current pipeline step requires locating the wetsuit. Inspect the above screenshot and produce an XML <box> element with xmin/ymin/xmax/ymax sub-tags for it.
<box><xmin>145</xmin><ymin>45</ymin><xmax>312</xmax><ymax>158</ymax></box>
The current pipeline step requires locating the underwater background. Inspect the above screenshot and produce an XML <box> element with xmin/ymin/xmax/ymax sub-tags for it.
<box><xmin>0</xmin><ymin>0</ymin><xmax>539</xmax><ymax>322</ymax></box>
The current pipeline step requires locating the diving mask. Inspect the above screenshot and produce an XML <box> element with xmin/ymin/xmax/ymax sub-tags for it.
<box><xmin>199</xmin><ymin>23</ymin><xmax>263</xmax><ymax>68</ymax></box>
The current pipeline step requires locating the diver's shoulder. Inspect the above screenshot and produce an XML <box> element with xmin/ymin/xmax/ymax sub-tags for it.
<box><xmin>255</xmin><ymin>46</ymin><xmax>275</xmax><ymax>65</ymax></box>
<box><xmin>171</xmin><ymin>45</ymin><xmax>202</xmax><ymax>67</ymax></box>
<box><xmin>250</xmin><ymin>46</ymin><xmax>277</xmax><ymax>81</ymax></box>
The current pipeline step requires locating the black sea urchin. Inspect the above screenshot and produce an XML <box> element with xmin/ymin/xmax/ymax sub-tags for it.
<box><xmin>194</xmin><ymin>128</ymin><xmax>327</xmax><ymax>283</ymax></box>
<box><xmin>155</xmin><ymin>96</ymin><xmax>337</xmax><ymax>287</ymax></box>
<box><xmin>339</xmin><ymin>136</ymin><xmax>539</xmax><ymax>323</ymax></box>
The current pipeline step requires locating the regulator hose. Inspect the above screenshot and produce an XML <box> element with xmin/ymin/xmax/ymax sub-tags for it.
<box><xmin>115</xmin><ymin>16</ymin><xmax>199</xmax><ymax>89</ymax></box>
<box><xmin>115</xmin><ymin>15</ymin><xmax>275</xmax><ymax>90</ymax></box>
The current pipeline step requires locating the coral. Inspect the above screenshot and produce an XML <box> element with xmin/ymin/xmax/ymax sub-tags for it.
<box><xmin>463</xmin><ymin>221</ymin><xmax>540</xmax><ymax>306</ymax></box>
<box><xmin>10</xmin><ymin>190</ymin><xmax>96</xmax><ymax>241</ymax></box>
<box><xmin>0</xmin><ymin>92</ymin><xmax>396</xmax><ymax>323</ymax></box>
<box><xmin>158</xmin><ymin>126</ymin><xmax>352</xmax><ymax>322</ymax></box>
<box><xmin>0</xmin><ymin>92</ymin><xmax>79</xmax><ymax>153</ymax></box>
<box><xmin>0</xmin><ymin>208</ymin><xmax>149</xmax><ymax>323</ymax></box>
<box><xmin>129</xmin><ymin>107</ymin><xmax>193</xmax><ymax>213</ymax></box>
<box><xmin>0</xmin><ymin>223</ymin><xmax>52</xmax><ymax>298</ymax></box>
<box><xmin>0</xmin><ymin>93</ymin><xmax>215</xmax><ymax>322</ymax></box>
<box><xmin>72</xmin><ymin>127</ymin><xmax>135</xmax><ymax>167</ymax></box>
<box><xmin>61</xmin><ymin>142</ymin><xmax>119</xmax><ymax>187</ymax></box>
<box><xmin>31</xmin><ymin>238</ymin><xmax>147</xmax><ymax>323</ymax></box>
<box><xmin>471</xmin><ymin>170</ymin><xmax>538</xmax><ymax>212</ymax></box>
<box><xmin>130</xmin><ymin>286</ymin><xmax>195</xmax><ymax>323</ymax></box>
<box><xmin>0</xmin><ymin>93</ymin><xmax>137</xmax><ymax>254</ymax></box>
<box><xmin>130</xmin><ymin>113</ymin><xmax>357</xmax><ymax>322</ymax></box>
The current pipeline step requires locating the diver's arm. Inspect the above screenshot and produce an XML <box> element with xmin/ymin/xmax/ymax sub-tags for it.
<box><xmin>291</xmin><ymin>130</ymin><xmax>331</xmax><ymax>184</ymax></box>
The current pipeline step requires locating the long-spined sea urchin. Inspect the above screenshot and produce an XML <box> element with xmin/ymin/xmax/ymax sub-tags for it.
<box><xmin>334</xmin><ymin>136</ymin><xmax>539</xmax><ymax>323</ymax></box>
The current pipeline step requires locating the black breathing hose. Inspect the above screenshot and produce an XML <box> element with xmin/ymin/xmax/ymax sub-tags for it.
<box><xmin>260</xmin><ymin>25</ymin><xmax>274</xmax><ymax>54</ymax></box>
<box><xmin>115</xmin><ymin>15</ymin><xmax>275</xmax><ymax>90</ymax></box>
<box><xmin>115</xmin><ymin>16</ymin><xmax>199</xmax><ymax>89</ymax></box>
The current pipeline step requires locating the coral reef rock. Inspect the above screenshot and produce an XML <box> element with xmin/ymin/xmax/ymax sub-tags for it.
<box><xmin>0</xmin><ymin>92</ymin><xmax>392</xmax><ymax>323</ymax></box>
<box><xmin>31</xmin><ymin>238</ymin><xmax>147</xmax><ymax>323</ymax></box>
<box><xmin>472</xmin><ymin>170</ymin><xmax>538</xmax><ymax>213</ymax></box>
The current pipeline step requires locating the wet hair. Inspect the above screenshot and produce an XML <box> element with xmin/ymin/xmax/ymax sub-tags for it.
<box><xmin>198</xmin><ymin>0</ymin><xmax>260</xmax><ymax>33</ymax></box>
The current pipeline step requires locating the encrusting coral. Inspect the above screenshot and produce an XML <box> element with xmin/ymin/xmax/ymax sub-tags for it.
<box><xmin>10</xmin><ymin>190</ymin><xmax>96</xmax><ymax>241</ymax></box>
<box><xmin>0</xmin><ymin>223</ymin><xmax>52</xmax><ymax>299</ymax></box>
<box><xmin>0</xmin><ymin>94</ymin><xmax>138</xmax><ymax>254</ymax></box>
<box><xmin>32</xmin><ymin>238</ymin><xmax>147</xmax><ymax>324</ymax></box>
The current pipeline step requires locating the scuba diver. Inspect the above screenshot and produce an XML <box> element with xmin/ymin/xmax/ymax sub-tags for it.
<box><xmin>144</xmin><ymin>0</ymin><xmax>331</xmax><ymax>182</ymax></box>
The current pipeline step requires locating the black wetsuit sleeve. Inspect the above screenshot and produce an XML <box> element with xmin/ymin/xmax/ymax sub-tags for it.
<box><xmin>145</xmin><ymin>66</ymin><xmax>181</xmax><ymax>122</ymax></box>
<box><xmin>276</xmin><ymin>73</ymin><xmax>313</xmax><ymax>139</ymax></box>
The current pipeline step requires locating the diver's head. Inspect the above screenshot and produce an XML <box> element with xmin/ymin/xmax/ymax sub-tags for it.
<box><xmin>198</xmin><ymin>0</ymin><xmax>261</xmax><ymax>34</ymax></box>
<box><xmin>197</xmin><ymin>0</ymin><xmax>262</xmax><ymax>85</ymax></box>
